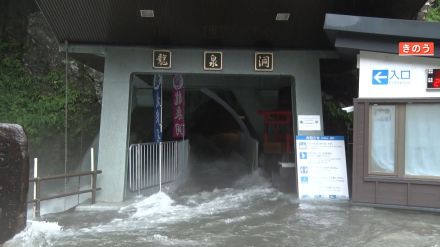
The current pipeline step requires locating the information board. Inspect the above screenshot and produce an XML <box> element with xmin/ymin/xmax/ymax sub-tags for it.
<box><xmin>296</xmin><ymin>136</ymin><xmax>349</xmax><ymax>200</ymax></box>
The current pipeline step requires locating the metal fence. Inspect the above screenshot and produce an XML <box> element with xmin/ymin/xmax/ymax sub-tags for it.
<box><xmin>128</xmin><ymin>140</ymin><xmax>189</xmax><ymax>193</ymax></box>
<box><xmin>29</xmin><ymin>148</ymin><xmax>101</xmax><ymax>218</ymax></box>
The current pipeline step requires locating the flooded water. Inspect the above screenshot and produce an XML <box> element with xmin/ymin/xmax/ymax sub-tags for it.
<box><xmin>5</xmin><ymin>155</ymin><xmax>440</xmax><ymax>247</ymax></box>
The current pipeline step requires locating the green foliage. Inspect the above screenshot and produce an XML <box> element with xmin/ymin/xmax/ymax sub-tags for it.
<box><xmin>323</xmin><ymin>99</ymin><xmax>353</xmax><ymax>127</ymax></box>
<box><xmin>0</xmin><ymin>38</ymin><xmax>100</xmax><ymax>146</ymax></box>
<box><xmin>426</xmin><ymin>0</ymin><xmax>440</xmax><ymax>22</ymax></box>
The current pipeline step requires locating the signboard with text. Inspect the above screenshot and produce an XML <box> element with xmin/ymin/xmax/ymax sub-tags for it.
<box><xmin>399</xmin><ymin>42</ymin><xmax>434</xmax><ymax>56</ymax></box>
<box><xmin>153</xmin><ymin>50</ymin><xmax>171</xmax><ymax>69</ymax></box>
<box><xmin>296</xmin><ymin>136</ymin><xmax>349</xmax><ymax>200</ymax></box>
<box><xmin>359</xmin><ymin>51</ymin><xmax>440</xmax><ymax>98</ymax></box>
<box><xmin>255</xmin><ymin>52</ymin><xmax>273</xmax><ymax>71</ymax></box>
<box><xmin>204</xmin><ymin>51</ymin><xmax>222</xmax><ymax>70</ymax></box>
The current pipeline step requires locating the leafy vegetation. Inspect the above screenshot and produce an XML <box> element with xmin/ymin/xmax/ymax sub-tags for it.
<box><xmin>426</xmin><ymin>0</ymin><xmax>440</xmax><ymax>21</ymax></box>
<box><xmin>0</xmin><ymin>37</ymin><xmax>100</xmax><ymax>170</ymax></box>
<box><xmin>323</xmin><ymin>100</ymin><xmax>353</xmax><ymax>127</ymax></box>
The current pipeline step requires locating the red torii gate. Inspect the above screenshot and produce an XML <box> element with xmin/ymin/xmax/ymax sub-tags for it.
<box><xmin>257</xmin><ymin>110</ymin><xmax>292</xmax><ymax>154</ymax></box>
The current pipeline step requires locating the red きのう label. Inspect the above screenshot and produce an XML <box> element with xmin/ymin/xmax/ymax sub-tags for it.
<box><xmin>399</xmin><ymin>42</ymin><xmax>434</xmax><ymax>56</ymax></box>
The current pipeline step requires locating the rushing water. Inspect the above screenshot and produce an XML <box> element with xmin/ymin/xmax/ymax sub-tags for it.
<box><xmin>5</xmin><ymin>157</ymin><xmax>440</xmax><ymax>247</ymax></box>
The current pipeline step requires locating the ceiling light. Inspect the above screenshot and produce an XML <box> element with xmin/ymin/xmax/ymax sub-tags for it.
<box><xmin>275</xmin><ymin>13</ymin><xmax>290</xmax><ymax>21</ymax></box>
<box><xmin>140</xmin><ymin>9</ymin><xmax>154</xmax><ymax>18</ymax></box>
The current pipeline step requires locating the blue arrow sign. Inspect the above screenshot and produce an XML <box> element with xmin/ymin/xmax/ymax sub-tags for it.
<box><xmin>372</xmin><ymin>70</ymin><xmax>388</xmax><ymax>85</ymax></box>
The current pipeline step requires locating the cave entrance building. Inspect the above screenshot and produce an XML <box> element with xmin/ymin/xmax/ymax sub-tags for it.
<box><xmin>34</xmin><ymin>0</ymin><xmax>427</xmax><ymax>202</ymax></box>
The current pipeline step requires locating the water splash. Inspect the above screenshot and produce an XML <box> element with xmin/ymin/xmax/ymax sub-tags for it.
<box><xmin>3</xmin><ymin>221</ymin><xmax>63</xmax><ymax>247</ymax></box>
<box><xmin>6</xmin><ymin>171</ymin><xmax>440</xmax><ymax>247</ymax></box>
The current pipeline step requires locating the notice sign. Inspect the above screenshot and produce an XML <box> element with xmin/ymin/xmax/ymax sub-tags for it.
<box><xmin>297</xmin><ymin>115</ymin><xmax>321</xmax><ymax>131</ymax></box>
<box><xmin>296</xmin><ymin>136</ymin><xmax>349</xmax><ymax>200</ymax></box>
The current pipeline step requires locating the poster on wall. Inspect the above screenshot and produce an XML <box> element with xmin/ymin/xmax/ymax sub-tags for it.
<box><xmin>296</xmin><ymin>136</ymin><xmax>349</xmax><ymax>200</ymax></box>
<box><xmin>172</xmin><ymin>75</ymin><xmax>185</xmax><ymax>139</ymax></box>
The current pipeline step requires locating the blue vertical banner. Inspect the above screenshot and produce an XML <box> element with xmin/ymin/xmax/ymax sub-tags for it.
<box><xmin>153</xmin><ymin>74</ymin><xmax>163</xmax><ymax>143</ymax></box>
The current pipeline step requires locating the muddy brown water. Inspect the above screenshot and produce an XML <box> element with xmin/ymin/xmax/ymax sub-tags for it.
<box><xmin>4</xmin><ymin>158</ymin><xmax>440</xmax><ymax>247</ymax></box>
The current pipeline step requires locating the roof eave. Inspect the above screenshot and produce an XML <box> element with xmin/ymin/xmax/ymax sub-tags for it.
<box><xmin>324</xmin><ymin>14</ymin><xmax>440</xmax><ymax>59</ymax></box>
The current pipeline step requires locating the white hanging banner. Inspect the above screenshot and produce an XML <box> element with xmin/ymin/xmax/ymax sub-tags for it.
<box><xmin>296</xmin><ymin>136</ymin><xmax>349</xmax><ymax>200</ymax></box>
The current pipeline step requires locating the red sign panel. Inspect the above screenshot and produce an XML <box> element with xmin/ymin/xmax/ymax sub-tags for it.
<box><xmin>427</xmin><ymin>69</ymin><xmax>440</xmax><ymax>89</ymax></box>
<box><xmin>172</xmin><ymin>75</ymin><xmax>185</xmax><ymax>139</ymax></box>
<box><xmin>399</xmin><ymin>42</ymin><xmax>434</xmax><ymax>56</ymax></box>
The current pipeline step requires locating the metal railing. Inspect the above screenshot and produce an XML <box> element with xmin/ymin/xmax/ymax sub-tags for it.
<box><xmin>29</xmin><ymin>148</ymin><xmax>101</xmax><ymax>218</ymax></box>
<box><xmin>128</xmin><ymin>140</ymin><xmax>189</xmax><ymax>193</ymax></box>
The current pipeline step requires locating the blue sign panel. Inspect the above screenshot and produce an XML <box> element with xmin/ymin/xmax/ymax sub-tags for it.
<box><xmin>301</xmin><ymin>176</ymin><xmax>309</xmax><ymax>184</ymax></box>
<box><xmin>153</xmin><ymin>74</ymin><xmax>163</xmax><ymax>143</ymax></box>
<box><xmin>372</xmin><ymin>70</ymin><xmax>388</xmax><ymax>85</ymax></box>
<box><xmin>296</xmin><ymin>136</ymin><xmax>344</xmax><ymax>141</ymax></box>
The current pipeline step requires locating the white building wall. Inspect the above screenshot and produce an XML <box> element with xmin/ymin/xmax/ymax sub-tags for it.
<box><xmin>359</xmin><ymin>51</ymin><xmax>440</xmax><ymax>98</ymax></box>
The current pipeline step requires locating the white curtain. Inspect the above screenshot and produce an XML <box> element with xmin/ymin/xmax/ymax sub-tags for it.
<box><xmin>405</xmin><ymin>104</ymin><xmax>440</xmax><ymax>177</ymax></box>
<box><xmin>370</xmin><ymin>105</ymin><xmax>395</xmax><ymax>173</ymax></box>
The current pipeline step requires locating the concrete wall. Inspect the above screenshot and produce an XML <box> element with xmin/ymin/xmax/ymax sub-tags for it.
<box><xmin>90</xmin><ymin>46</ymin><xmax>331</xmax><ymax>202</ymax></box>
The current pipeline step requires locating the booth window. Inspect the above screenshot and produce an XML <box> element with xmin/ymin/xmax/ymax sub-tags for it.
<box><xmin>405</xmin><ymin>104</ymin><xmax>440</xmax><ymax>177</ymax></box>
<box><xmin>369</xmin><ymin>103</ymin><xmax>440</xmax><ymax>178</ymax></box>
<box><xmin>369</xmin><ymin>105</ymin><xmax>396</xmax><ymax>174</ymax></box>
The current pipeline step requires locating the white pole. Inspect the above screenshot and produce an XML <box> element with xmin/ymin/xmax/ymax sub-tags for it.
<box><xmin>33</xmin><ymin>158</ymin><xmax>38</xmax><ymax>197</ymax></box>
<box><xmin>64</xmin><ymin>40</ymin><xmax>69</xmax><ymax>211</ymax></box>
<box><xmin>90</xmin><ymin>148</ymin><xmax>94</xmax><ymax>187</ymax></box>
<box><xmin>90</xmin><ymin>148</ymin><xmax>94</xmax><ymax>172</ymax></box>
<box><xmin>33</xmin><ymin>158</ymin><xmax>38</xmax><ymax>218</ymax></box>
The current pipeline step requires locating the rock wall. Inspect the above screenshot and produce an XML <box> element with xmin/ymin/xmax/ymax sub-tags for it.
<box><xmin>0</xmin><ymin>0</ymin><xmax>37</xmax><ymax>44</ymax></box>
<box><xmin>0</xmin><ymin>124</ymin><xmax>29</xmax><ymax>244</ymax></box>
